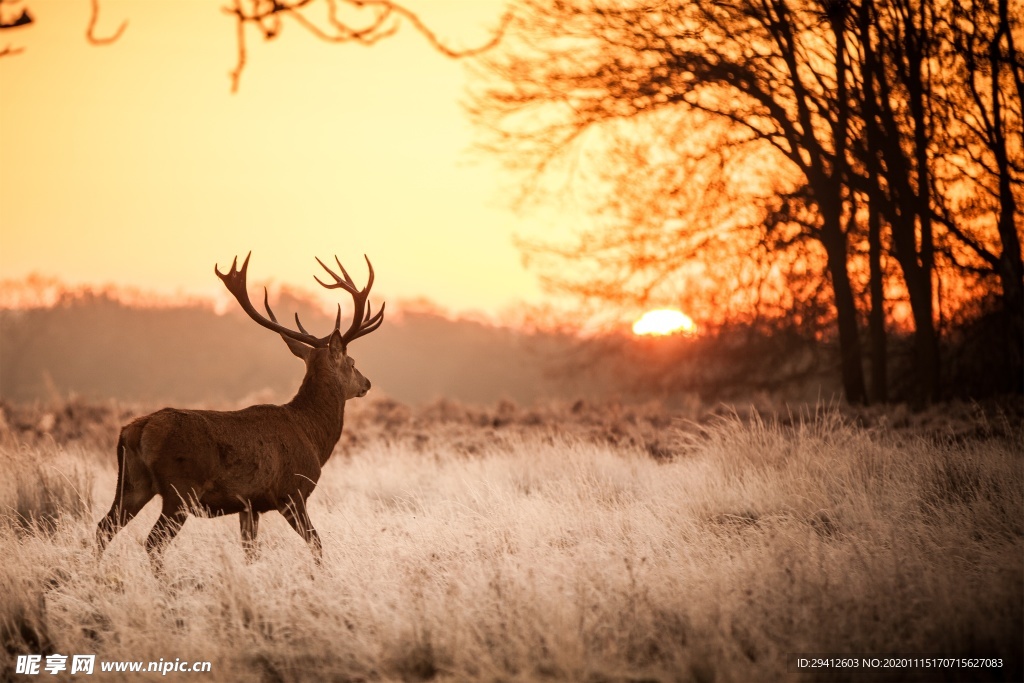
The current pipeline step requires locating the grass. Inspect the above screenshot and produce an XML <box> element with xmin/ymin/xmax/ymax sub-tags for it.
<box><xmin>0</xmin><ymin>400</ymin><xmax>1021</xmax><ymax>682</ymax></box>
<box><xmin>1</xmin><ymin>441</ymin><xmax>94</xmax><ymax>535</ymax></box>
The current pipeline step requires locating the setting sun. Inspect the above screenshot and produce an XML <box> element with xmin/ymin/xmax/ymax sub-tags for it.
<box><xmin>632</xmin><ymin>309</ymin><xmax>696</xmax><ymax>336</ymax></box>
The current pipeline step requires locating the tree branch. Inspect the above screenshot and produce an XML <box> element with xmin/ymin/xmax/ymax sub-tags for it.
<box><xmin>224</xmin><ymin>0</ymin><xmax>509</xmax><ymax>92</ymax></box>
<box><xmin>86</xmin><ymin>0</ymin><xmax>127</xmax><ymax>45</ymax></box>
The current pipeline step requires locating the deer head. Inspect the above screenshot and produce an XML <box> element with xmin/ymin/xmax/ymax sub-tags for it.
<box><xmin>215</xmin><ymin>252</ymin><xmax>385</xmax><ymax>400</ymax></box>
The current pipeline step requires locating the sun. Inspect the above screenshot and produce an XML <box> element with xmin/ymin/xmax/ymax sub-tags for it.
<box><xmin>632</xmin><ymin>309</ymin><xmax>696</xmax><ymax>337</ymax></box>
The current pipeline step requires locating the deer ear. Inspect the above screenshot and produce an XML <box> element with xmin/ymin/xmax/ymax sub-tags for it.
<box><xmin>281</xmin><ymin>334</ymin><xmax>311</xmax><ymax>361</ymax></box>
<box><xmin>328</xmin><ymin>329</ymin><xmax>345</xmax><ymax>358</ymax></box>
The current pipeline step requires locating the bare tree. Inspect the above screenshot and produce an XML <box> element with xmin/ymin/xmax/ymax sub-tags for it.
<box><xmin>468</xmin><ymin>0</ymin><xmax>1023</xmax><ymax>402</ymax></box>
<box><xmin>468</xmin><ymin>0</ymin><xmax>871</xmax><ymax>402</ymax></box>
<box><xmin>936</xmin><ymin>0</ymin><xmax>1024</xmax><ymax>387</ymax></box>
<box><xmin>96</xmin><ymin>253</ymin><xmax>383</xmax><ymax>566</ymax></box>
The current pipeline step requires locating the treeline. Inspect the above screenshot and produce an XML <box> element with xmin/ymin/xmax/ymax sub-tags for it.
<box><xmin>1</xmin><ymin>282</ymin><xmax>1013</xmax><ymax>407</ymax></box>
<box><xmin>0</xmin><ymin>287</ymin><xmax>587</xmax><ymax>406</ymax></box>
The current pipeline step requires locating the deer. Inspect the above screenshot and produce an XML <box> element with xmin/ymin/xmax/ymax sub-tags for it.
<box><xmin>96</xmin><ymin>252</ymin><xmax>383</xmax><ymax>565</ymax></box>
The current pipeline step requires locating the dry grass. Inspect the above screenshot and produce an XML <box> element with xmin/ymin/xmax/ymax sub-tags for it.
<box><xmin>1</xmin><ymin>441</ymin><xmax>94</xmax><ymax>535</ymax></box>
<box><xmin>0</xmin><ymin>400</ymin><xmax>1021</xmax><ymax>682</ymax></box>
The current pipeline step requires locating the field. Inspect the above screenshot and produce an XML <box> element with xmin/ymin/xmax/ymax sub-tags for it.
<box><xmin>1</xmin><ymin>397</ymin><xmax>1021</xmax><ymax>682</ymax></box>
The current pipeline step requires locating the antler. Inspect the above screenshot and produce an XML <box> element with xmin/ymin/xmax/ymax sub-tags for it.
<box><xmin>313</xmin><ymin>255</ymin><xmax>386</xmax><ymax>346</ymax></box>
<box><xmin>215</xmin><ymin>252</ymin><xmax>384</xmax><ymax>349</ymax></box>
<box><xmin>216</xmin><ymin>253</ymin><xmax>337</xmax><ymax>348</ymax></box>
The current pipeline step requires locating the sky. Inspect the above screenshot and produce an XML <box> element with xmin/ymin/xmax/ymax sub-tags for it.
<box><xmin>0</xmin><ymin>0</ymin><xmax>573</xmax><ymax>319</ymax></box>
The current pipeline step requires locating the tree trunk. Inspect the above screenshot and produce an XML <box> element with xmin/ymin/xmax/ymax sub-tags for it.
<box><xmin>820</xmin><ymin>4</ymin><xmax>866</xmax><ymax>405</ymax></box>
<box><xmin>868</xmin><ymin>202</ymin><xmax>888</xmax><ymax>402</ymax></box>
<box><xmin>820</xmin><ymin>214</ymin><xmax>867</xmax><ymax>404</ymax></box>
<box><xmin>992</xmin><ymin>0</ymin><xmax>1024</xmax><ymax>390</ymax></box>
<box><xmin>858</xmin><ymin>0</ymin><xmax>888</xmax><ymax>403</ymax></box>
<box><xmin>891</xmin><ymin>219</ymin><xmax>941</xmax><ymax>403</ymax></box>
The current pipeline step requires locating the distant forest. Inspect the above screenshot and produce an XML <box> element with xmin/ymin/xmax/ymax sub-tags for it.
<box><xmin>0</xmin><ymin>282</ymin><xmax>829</xmax><ymax>407</ymax></box>
<box><xmin>0</xmin><ymin>286</ymin><xmax>601</xmax><ymax>406</ymax></box>
<box><xmin>2</xmin><ymin>281</ymin><xmax>1012</xmax><ymax>407</ymax></box>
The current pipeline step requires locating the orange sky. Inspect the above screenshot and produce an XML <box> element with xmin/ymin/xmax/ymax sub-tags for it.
<box><xmin>0</xmin><ymin>0</ymin><xmax>570</xmax><ymax>318</ymax></box>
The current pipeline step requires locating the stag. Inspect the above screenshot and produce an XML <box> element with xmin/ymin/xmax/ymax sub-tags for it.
<box><xmin>96</xmin><ymin>253</ymin><xmax>383</xmax><ymax>564</ymax></box>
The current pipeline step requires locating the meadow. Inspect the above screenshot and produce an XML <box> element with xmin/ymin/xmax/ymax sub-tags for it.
<box><xmin>0</xmin><ymin>397</ymin><xmax>1021</xmax><ymax>682</ymax></box>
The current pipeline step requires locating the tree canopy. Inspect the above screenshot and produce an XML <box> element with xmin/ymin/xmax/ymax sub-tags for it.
<box><xmin>468</xmin><ymin>0</ymin><xmax>1024</xmax><ymax>403</ymax></box>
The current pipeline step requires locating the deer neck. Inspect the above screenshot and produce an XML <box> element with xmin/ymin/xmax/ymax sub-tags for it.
<box><xmin>287</xmin><ymin>362</ymin><xmax>346</xmax><ymax>465</ymax></box>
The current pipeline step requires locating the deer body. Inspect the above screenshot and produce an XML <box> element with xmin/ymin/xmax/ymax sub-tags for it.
<box><xmin>96</xmin><ymin>254</ymin><xmax>382</xmax><ymax>563</ymax></box>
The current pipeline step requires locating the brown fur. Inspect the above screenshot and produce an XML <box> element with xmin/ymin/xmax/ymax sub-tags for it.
<box><xmin>96</xmin><ymin>332</ymin><xmax>369</xmax><ymax>563</ymax></box>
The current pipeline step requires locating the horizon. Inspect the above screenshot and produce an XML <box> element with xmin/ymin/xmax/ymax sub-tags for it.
<box><xmin>0</xmin><ymin>270</ymin><xmax>695</xmax><ymax>342</ymax></box>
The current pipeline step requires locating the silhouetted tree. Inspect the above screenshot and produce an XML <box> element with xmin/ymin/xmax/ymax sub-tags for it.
<box><xmin>468</xmin><ymin>0</ymin><xmax>1023</xmax><ymax>403</ymax></box>
<box><xmin>469</xmin><ymin>0</ymin><xmax>871</xmax><ymax>401</ymax></box>
<box><xmin>939</xmin><ymin>0</ymin><xmax>1023</xmax><ymax>388</ymax></box>
<box><xmin>848</xmin><ymin>0</ymin><xmax>1023</xmax><ymax>398</ymax></box>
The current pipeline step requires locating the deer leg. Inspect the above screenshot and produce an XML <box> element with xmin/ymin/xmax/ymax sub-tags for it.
<box><xmin>239</xmin><ymin>509</ymin><xmax>260</xmax><ymax>562</ymax></box>
<box><xmin>97</xmin><ymin>439</ymin><xmax>156</xmax><ymax>553</ymax></box>
<box><xmin>145</xmin><ymin>496</ymin><xmax>189</xmax><ymax>569</ymax></box>
<box><xmin>281</xmin><ymin>499</ymin><xmax>322</xmax><ymax>564</ymax></box>
<box><xmin>96</xmin><ymin>489</ymin><xmax>153</xmax><ymax>553</ymax></box>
